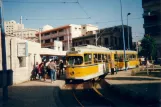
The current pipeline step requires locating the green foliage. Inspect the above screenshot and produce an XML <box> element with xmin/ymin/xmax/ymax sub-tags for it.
<box><xmin>139</xmin><ymin>35</ymin><xmax>157</xmax><ymax>59</ymax></box>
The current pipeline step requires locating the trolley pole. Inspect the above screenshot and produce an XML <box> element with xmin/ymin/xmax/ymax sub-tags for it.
<box><xmin>0</xmin><ymin>0</ymin><xmax>8</xmax><ymax>100</ymax></box>
<box><xmin>120</xmin><ymin>0</ymin><xmax>126</xmax><ymax>71</ymax></box>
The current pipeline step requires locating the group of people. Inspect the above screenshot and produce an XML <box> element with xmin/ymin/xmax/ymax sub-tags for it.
<box><xmin>31</xmin><ymin>59</ymin><xmax>64</xmax><ymax>83</ymax></box>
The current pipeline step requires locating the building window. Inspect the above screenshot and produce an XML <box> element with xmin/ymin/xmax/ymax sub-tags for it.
<box><xmin>79</xmin><ymin>42</ymin><xmax>82</xmax><ymax>45</ymax></box>
<box><xmin>104</xmin><ymin>38</ymin><xmax>109</xmax><ymax>46</ymax></box>
<box><xmin>75</xmin><ymin>27</ymin><xmax>77</xmax><ymax>30</ymax></box>
<box><xmin>30</xmin><ymin>33</ymin><xmax>32</xmax><ymax>35</ymax></box>
<box><xmin>59</xmin><ymin>29</ymin><xmax>64</xmax><ymax>32</ymax></box>
<box><xmin>52</xmin><ymin>31</ymin><xmax>57</xmax><ymax>34</ymax></box>
<box><xmin>86</xmin><ymin>40</ymin><xmax>89</xmax><ymax>44</ymax></box>
<box><xmin>53</xmin><ymin>38</ymin><xmax>57</xmax><ymax>41</ymax></box>
<box><xmin>59</xmin><ymin>36</ymin><xmax>64</xmax><ymax>40</ymax></box>
<box><xmin>83</xmin><ymin>27</ymin><xmax>85</xmax><ymax>29</ymax></box>
<box><xmin>18</xmin><ymin>57</ymin><xmax>26</xmax><ymax>67</ymax></box>
<box><xmin>44</xmin><ymin>33</ymin><xmax>50</xmax><ymax>36</ymax></box>
<box><xmin>45</xmin><ymin>39</ymin><xmax>50</xmax><ymax>43</ymax></box>
<box><xmin>115</xmin><ymin>37</ymin><xmax>117</xmax><ymax>45</ymax></box>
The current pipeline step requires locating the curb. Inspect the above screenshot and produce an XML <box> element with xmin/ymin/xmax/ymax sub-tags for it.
<box><xmin>100</xmin><ymin>80</ymin><xmax>160</xmax><ymax>106</ymax></box>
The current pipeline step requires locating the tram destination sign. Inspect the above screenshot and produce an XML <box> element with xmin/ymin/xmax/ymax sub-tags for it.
<box><xmin>17</xmin><ymin>42</ymin><xmax>28</xmax><ymax>57</ymax></box>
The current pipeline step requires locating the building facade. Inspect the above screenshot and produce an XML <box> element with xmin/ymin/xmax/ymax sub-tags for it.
<box><xmin>72</xmin><ymin>25</ymin><xmax>133</xmax><ymax>50</ymax></box>
<box><xmin>4</xmin><ymin>20</ymin><xmax>24</xmax><ymax>35</ymax></box>
<box><xmin>36</xmin><ymin>24</ymin><xmax>98</xmax><ymax>51</ymax></box>
<box><xmin>12</xmin><ymin>28</ymin><xmax>39</xmax><ymax>42</ymax></box>
<box><xmin>142</xmin><ymin>0</ymin><xmax>161</xmax><ymax>57</ymax></box>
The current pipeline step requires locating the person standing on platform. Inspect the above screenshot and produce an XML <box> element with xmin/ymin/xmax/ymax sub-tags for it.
<box><xmin>48</xmin><ymin>60</ymin><xmax>57</xmax><ymax>83</ymax></box>
<box><xmin>110</xmin><ymin>60</ymin><xmax>115</xmax><ymax>75</ymax></box>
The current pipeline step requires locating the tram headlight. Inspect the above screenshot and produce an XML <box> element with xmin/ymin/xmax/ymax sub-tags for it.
<box><xmin>70</xmin><ymin>71</ymin><xmax>74</xmax><ymax>76</ymax></box>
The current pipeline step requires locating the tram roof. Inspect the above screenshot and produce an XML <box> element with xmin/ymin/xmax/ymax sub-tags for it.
<box><xmin>67</xmin><ymin>45</ymin><xmax>137</xmax><ymax>54</ymax></box>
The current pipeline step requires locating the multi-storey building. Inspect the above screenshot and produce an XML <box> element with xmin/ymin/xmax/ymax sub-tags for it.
<box><xmin>12</xmin><ymin>28</ymin><xmax>39</xmax><ymax>42</ymax></box>
<box><xmin>142</xmin><ymin>0</ymin><xmax>161</xmax><ymax>57</ymax></box>
<box><xmin>36</xmin><ymin>24</ymin><xmax>98</xmax><ymax>51</ymax></box>
<box><xmin>4</xmin><ymin>20</ymin><xmax>24</xmax><ymax>35</ymax></box>
<box><xmin>72</xmin><ymin>25</ymin><xmax>133</xmax><ymax>50</ymax></box>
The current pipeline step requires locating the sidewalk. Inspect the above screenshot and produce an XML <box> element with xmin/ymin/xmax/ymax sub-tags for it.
<box><xmin>0</xmin><ymin>79</ymin><xmax>65</xmax><ymax>107</ymax></box>
<box><xmin>104</xmin><ymin>70</ymin><xmax>161</xmax><ymax>106</ymax></box>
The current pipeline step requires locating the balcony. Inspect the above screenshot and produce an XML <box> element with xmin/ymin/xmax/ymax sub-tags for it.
<box><xmin>41</xmin><ymin>42</ymin><xmax>54</xmax><ymax>47</ymax></box>
<box><xmin>41</xmin><ymin>35</ymin><xmax>51</xmax><ymax>40</ymax></box>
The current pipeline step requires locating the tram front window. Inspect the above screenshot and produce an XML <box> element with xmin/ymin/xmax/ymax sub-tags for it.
<box><xmin>67</xmin><ymin>56</ymin><xmax>83</xmax><ymax>65</ymax></box>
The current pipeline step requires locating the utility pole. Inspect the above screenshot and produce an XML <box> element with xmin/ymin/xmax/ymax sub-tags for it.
<box><xmin>67</xmin><ymin>29</ymin><xmax>70</xmax><ymax>50</ymax></box>
<box><xmin>127</xmin><ymin>13</ymin><xmax>131</xmax><ymax>50</ymax></box>
<box><xmin>95</xmin><ymin>31</ymin><xmax>97</xmax><ymax>46</ymax></box>
<box><xmin>0</xmin><ymin>0</ymin><xmax>8</xmax><ymax>100</ymax></box>
<box><xmin>120</xmin><ymin>0</ymin><xmax>126</xmax><ymax>71</ymax></box>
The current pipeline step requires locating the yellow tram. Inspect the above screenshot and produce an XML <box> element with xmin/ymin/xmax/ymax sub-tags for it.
<box><xmin>65</xmin><ymin>45</ymin><xmax>139</xmax><ymax>83</ymax></box>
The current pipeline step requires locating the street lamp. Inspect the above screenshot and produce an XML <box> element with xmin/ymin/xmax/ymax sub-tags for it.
<box><xmin>120</xmin><ymin>0</ymin><xmax>126</xmax><ymax>71</ymax></box>
<box><xmin>127</xmin><ymin>12</ymin><xmax>131</xmax><ymax>50</ymax></box>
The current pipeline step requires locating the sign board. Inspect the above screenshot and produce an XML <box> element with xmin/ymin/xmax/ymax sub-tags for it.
<box><xmin>17</xmin><ymin>42</ymin><xmax>28</xmax><ymax>57</ymax></box>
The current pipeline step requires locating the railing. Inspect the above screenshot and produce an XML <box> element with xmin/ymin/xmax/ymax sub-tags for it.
<box><xmin>41</xmin><ymin>42</ymin><xmax>54</xmax><ymax>47</ymax></box>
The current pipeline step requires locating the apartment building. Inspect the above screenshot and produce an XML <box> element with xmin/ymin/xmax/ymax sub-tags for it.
<box><xmin>142</xmin><ymin>0</ymin><xmax>161</xmax><ymax>57</ymax></box>
<box><xmin>36</xmin><ymin>24</ymin><xmax>98</xmax><ymax>51</ymax></box>
<box><xmin>12</xmin><ymin>28</ymin><xmax>39</xmax><ymax>42</ymax></box>
<box><xmin>4</xmin><ymin>20</ymin><xmax>24</xmax><ymax>35</ymax></box>
<box><xmin>72</xmin><ymin>25</ymin><xmax>133</xmax><ymax>50</ymax></box>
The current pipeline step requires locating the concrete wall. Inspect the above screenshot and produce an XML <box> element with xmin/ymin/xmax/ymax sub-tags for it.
<box><xmin>0</xmin><ymin>37</ymin><xmax>41</xmax><ymax>84</ymax></box>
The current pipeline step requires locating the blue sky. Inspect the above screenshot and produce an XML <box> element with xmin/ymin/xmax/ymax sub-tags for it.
<box><xmin>3</xmin><ymin>0</ymin><xmax>144</xmax><ymax>41</ymax></box>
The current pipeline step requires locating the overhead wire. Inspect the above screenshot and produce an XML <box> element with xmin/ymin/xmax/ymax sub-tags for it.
<box><xmin>3</xmin><ymin>0</ymin><xmax>78</xmax><ymax>3</ymax></box>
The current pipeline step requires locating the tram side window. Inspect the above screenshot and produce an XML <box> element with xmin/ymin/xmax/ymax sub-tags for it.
<box><xmin>128</xmin><ymin>54</ymin><xmax>132</xmax><ymax>60</ymax></box>
<box><xmin>114</xmin><ymin>54</ymin><xmax>118</xmax><ymax>61</ymax></box>
<box><xmin>103</xmin><ymin>54</ymin><xmax>108</xmax><ymax>63</ymax></box>
<box><xmin>84</xmin><ymin>54</ymin><xmax>92</xmax><ymax>64</ymax></box>
<box><xmin>126</xmin><ymin>54</ymin><xmax>129</xmax><ymax>60</ymax></box>
<box><xmin>98</xmin><ymin>54</ymin><xmax>102</xmax><ymax>62</ymax></box>
<box><xmin>132</xmin><ymin>54</ymin><xmax>136</xmax><ymax>60</ymax></box>
<box><xmin>119</xmin><ymin>54</ymin><xmax>124</xmax><ymax>62</ymax></box>
<box><xmin>94</xmin><ymin>54</ymin><xmax>98</xmax><ymax>63</ymax></box>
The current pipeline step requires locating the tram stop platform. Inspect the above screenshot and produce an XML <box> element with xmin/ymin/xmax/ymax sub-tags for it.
<box><xmin>104</xmin><ymin>69</ymin><xmax>161</xmax><ymax>106</ymax></box>
<box><xmin>0</xmin><ymin>76</ymin><xmax>66</xmax><ymax>107</ymax></box>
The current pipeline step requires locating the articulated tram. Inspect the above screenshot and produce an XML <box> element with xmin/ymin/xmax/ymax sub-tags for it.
<box><xmin>65</xmin><ymin>45</ymin><xmax>139</xmax><ymax>83</ymax></box>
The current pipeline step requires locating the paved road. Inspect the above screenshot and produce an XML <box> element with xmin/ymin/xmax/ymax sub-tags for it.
<box><xmin>0</xmin><ymin>80</ymin><xmax>65</xmax><ymax>107</ymax></box>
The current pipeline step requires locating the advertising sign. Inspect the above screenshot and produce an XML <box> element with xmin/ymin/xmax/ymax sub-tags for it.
<box><xmin>17</xmin><ymin>42</ymin><xmax>28</xmax><ymax>57</ymax></box>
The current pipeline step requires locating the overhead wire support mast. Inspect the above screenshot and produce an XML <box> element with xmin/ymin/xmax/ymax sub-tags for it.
<box><xmin>0</xmin><ymin>0</ymin><xmax>8</xmax><ymax>100</ymax></box>
<box><xmin>120</xmin><ymin>0</ymin><xmax>127</xmax><ymax>71</ymax></box>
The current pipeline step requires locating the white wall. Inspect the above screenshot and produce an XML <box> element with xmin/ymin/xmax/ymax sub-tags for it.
<box><xmin>54</xmin><ymin>40</ymin><xmax>63</xmax><ymax>51</ymax></box>
<box><xmin>0</xmin><ymin>36</ymin><xmax>67</xmax><ymax>84</ymax></box>
<box><xmin>2</xmin><ymin>37</ymin><xmax>42</xmax><ymax>84</ymax></box>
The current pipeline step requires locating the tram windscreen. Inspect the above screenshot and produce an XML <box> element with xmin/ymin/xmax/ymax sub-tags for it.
<box><xmin>67</xmin><ymin>56</ymin><xmax>83</xmax><ymax>65</ymax></box>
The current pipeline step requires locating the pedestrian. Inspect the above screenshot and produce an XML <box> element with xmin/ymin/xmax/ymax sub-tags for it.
<box><xmin>34</xmin><ymin>62</ymin><xmax>39</xmax><ymax>79</ymax></box>
<box><xmin>59</xmin><ymin>60</ymin><xmax>64</xmax><ymax>75</ymax></box>
<box><xmin>46</xmin><ymin>59</ymin><xmax>51</xmax><ymax>78</ymax></box>
<box><xmin>110</xmin><ymin>60</ymin><xmax>115</xmax><ymax>75</ymax></box>
<box><xmin>41</xmin><ymin>62</ymin><xmax>47</xmax><ymax>81</ymax></box>
<box><xmin>38</xmin><ymin>63</ymin><xmax>43</xmax><ymax>80</ymax></box>
<box><xmin>48</xmin><ymin>60</ymin><xmax>57</xmax><ymax>83</ymax></box>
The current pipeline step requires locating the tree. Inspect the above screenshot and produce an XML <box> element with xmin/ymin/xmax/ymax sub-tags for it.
<box><xmin>139</xmin><ymin>35</ymin><xmax>157</xmax><ymax>60</ymax></box>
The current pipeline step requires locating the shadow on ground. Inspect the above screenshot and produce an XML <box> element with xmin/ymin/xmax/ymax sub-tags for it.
<box><xmin>134</xmin><ymin>71</ymin><xmax>161</xmax><ymax>77</ymax></box>
<box><xmin>100</xmin><ymin>79</ymin><xmax>161</xmax><ymax>107</ymax></box>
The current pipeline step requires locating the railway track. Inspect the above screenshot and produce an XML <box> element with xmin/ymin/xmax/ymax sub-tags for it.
<box><xmin>72</xmin><ymin>80</ymin><xmax>115</xmax><ymax>107</ymax></box>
